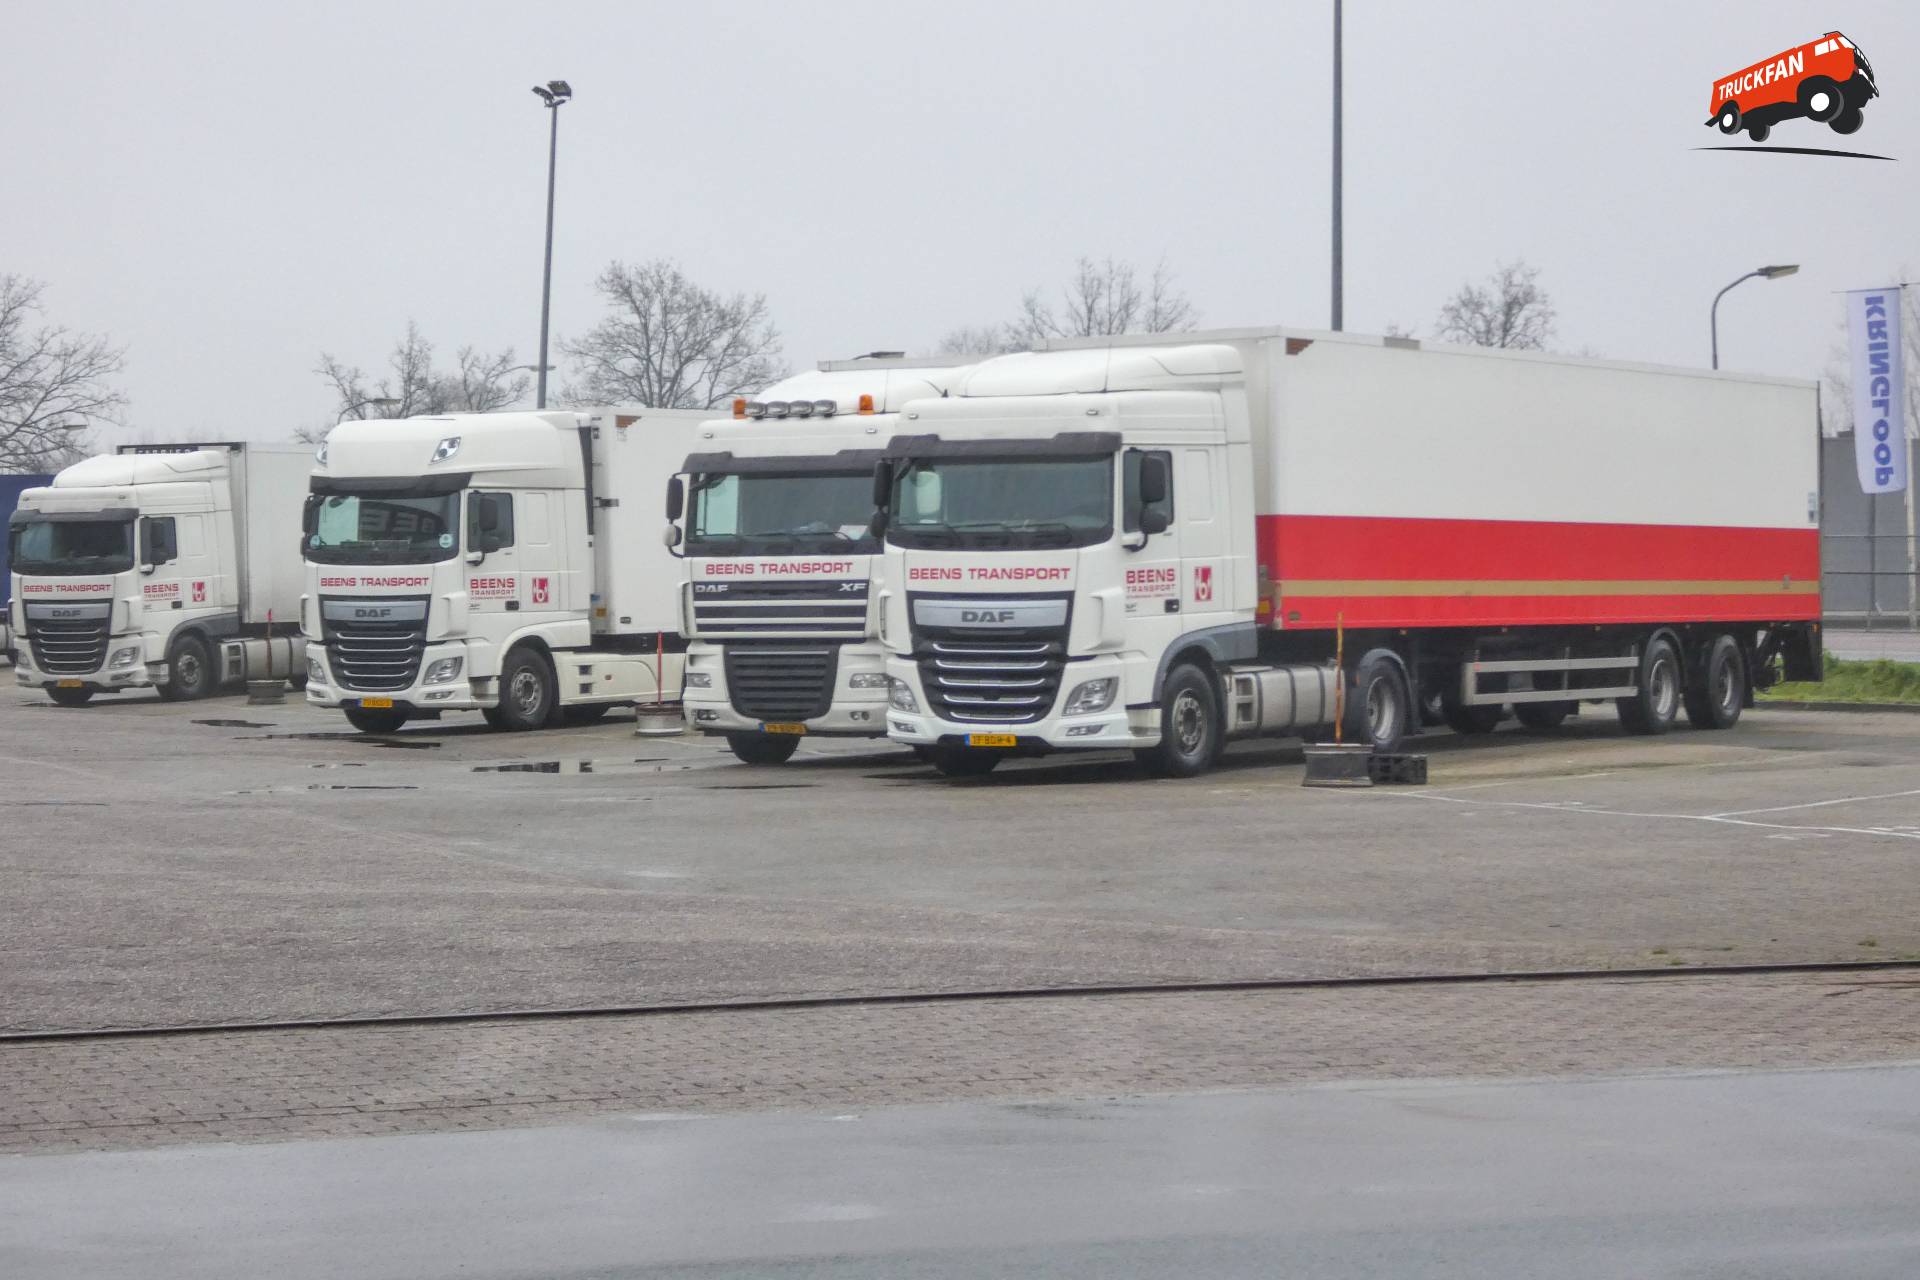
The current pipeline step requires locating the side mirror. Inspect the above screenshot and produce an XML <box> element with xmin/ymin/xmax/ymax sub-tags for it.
<box><xmin>1138</xmin><ymin>455</ymin><xmax>1170</xmax><ymax>507</ymax></box>
<box><xmin>1139</xmin><ymin>509</ymin><xmax>1171</xmax><ymax>537</ymax></box>
<box><xmin>665</xmin><ymin>476</ymin><xmax>685</xmax><ymax>521</ymax></box>
<box><xmin>868</xmin><ymin>511</ymin><xmax>888</xmax><ymax>539</ymax></box>
<box><xmin>661</xmin><ymin>523</ymin><xmax>682</xmax><ymax>549</ymax></box>
<box><xmin>871</xmin><ymin>460</ymin><xmax>894</xmax><ymax>510</ymax></box>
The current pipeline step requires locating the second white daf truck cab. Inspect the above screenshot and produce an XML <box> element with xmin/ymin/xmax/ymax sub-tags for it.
<box><xmin>305</xmin><ymin>407</ymin><xmax>705</xmax><ymax>733</ymax></box>
<box><xmin>11</xmin><ymin>443</ymin><xmax>308</xmax><ymax>705</ymax></box>
<box><xmin>668</xmin><ymin>358</ymin><xmax>975</xmax><ymax>764</ymax></box>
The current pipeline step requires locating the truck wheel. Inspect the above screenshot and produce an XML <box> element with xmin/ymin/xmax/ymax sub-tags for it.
<box><xmin>927</xmin><ymin>745</ymin><xmax>1002</xmax><ymax>777</ymax></box>
<box><xmin>1440</xmin><ymin>672</ymin><xmax>1502</xmax><ymax>735</ymax></box>
<box><xmin>1342</xmin><ymin>650</ymin><xmax>1412</xmax><ymax>751</ymax></box>
<box><xmin>1617</xmin><ymin>636</ymin><xmax>1682</xmax><ymax>735</ymax></box>
<box><xmin>158</xmin><ymin>634</ymin><xmax>214</xmax><ymax>702</ymax></box>
<box><xmin>343</xmin><ymin>706</ymin><xmax>409</xmax><ymax>734</ymax></box>
<box><xmin>1798</xmin><ymin>76</ymin><xmax>1844</xmax><ymax>122</ymax></box>
<box><xmin>494</xmin><ymin>647</ymin><xmax>556</xmax><ymax>731</ymax></box>
<box><xmin>726</xmin><ymin>732</ymin><xmax>800</xmax><ymax>765</ymax></box>
<box><xmin>1683</xmin><ymin>634</ymin><xmax>1746</xmax><ymax>731</ymax></box>
<box><xmin>1514</xmin><ymin>702</ymin><xmax>1572</xmax><ymax>730</ymax></box>
<box><xmin>46</xmin><ymin>687</ymin><xmax>94</xmax><ymax>707</ymax></box>
<box><xmin>1745</xmin><ymin>120</ymin><xmax>1771</xmax><ymax>143</ymax></box>
<box><xmin>1135</xmin><ymin>663</ymin><xmax>1222</xmax><ymax>778</ymax></box>
<box><xmin>1830</xmin><ymin>106</ymin><xmax>1864</xmax><ymax>135</ymax></box>
<box><xmin>1716</xmin><ymin>103</ymin><xmax>1741</xmax><ymax>134</ymax></box>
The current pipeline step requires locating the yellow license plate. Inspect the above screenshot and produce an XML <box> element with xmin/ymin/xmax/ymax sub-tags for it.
<box><xmin>762</xmin><ymin>722</ymin><xmax>807</xmax><ymax>735</ymax></box>
<box><xmin>57</xmin><ymin>679</ymin><xmax>84</xmax><ymax>689</ymax></box>
<box><xmin>968</xmin><ymin>733</ymin><xmax>1018</xmax><ymax>748</ymax></box>
<box><xmin>358</xmin><ymin>697</ymin><xmax>394</xmax><ymax>709</ymax></box>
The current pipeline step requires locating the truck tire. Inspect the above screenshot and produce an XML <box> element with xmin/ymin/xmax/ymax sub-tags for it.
<box><xmin>1342</xmin><ymin>649</ymin><xmax>1412</xmax><ymax>751</ymax></box>
<box><xmin>1135</xmin><ymin>663</ymin><xmax>1222</xmax><ymax>778</ymax></box>
<box><xmin>726</xmin><ymin>732</ymin><xmax>799</xmax><ymax>765</ymax></box>
<box><xmin>157</xmin><ymin>634</ymin><xmax>215</xmax><ymax>702</ymax></box>
<box><xmin>1798</xmin><ymin>76</ymin><xmax>1844</xmax><ymax>122</ymax></box>
<box><xmin>344</xmin><ymin>706</ymin><xmax>409</xmax><ymax>734</ymax></box>
<box><xmin>1683</xmin><ymin>634</ymin><xmax>1746</xmax><ymax>731</ymax></box>
<box><xmin>46</xmin><ymin>686</ymin><xmax>94</xmax><ymax>707</ymax></box>
<box><xmin>1617</xmin><ymin>635</ymin><xmax>1682</xmax><ymax>735</ymax></box>
<box><xmin>1716</xmin><ymin>102</ymin><xmax>1741</xmax><ymax>134</ymax></box>
<box><xmin>1440</xmin><ymin>672</ymin><xmax>1502</xmax><ymax>735</ymax></box>
<box><xmin>927</xmin><ymin>745</ymin><xmax>1002</xmax><ymax>777</ymax></box>
<box><xmin>494</xmin><ymin>647</ymin><xmax>556</xmax><ymax>732</ymax></box>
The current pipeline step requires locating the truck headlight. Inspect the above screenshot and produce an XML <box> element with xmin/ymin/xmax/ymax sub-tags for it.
<box><xmin>888</xmin><ymin>677</ymin><xmax>919</xmax><ymax>712</ymax></box>
<box><xmin>109</xmin><ymin>646</ymin><xmax>141</xmax><ymax>669</ymax></box>
<box><xmin>423</xmin><ymin>656</ymin><xmax>464</xmax><ymax>684</ymax></box>
<box><xmin>1063</xmin><ymin>676</ymin><xmax>1117</xmax><ymax>715</ymax></box>
<box><xmin>684</xmin><ymin>671</ymin><xmax>712</xmax><ymax>688</ymax></box>
<box><xmin>848</xmin><ymin>672</ymin><xmax>889</xmax><ymax>689</ymax></box>
<box><xmin>307</xmin><ymin>655</ymin><xmax>326</xmax><ymax>682</ymax></box>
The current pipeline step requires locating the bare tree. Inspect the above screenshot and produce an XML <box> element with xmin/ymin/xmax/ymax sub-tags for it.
<box><xmin>0</xmin><ymin>275</ymin><xmax>125</xmax><ymax>471</ymax></box>
<box><xmin>1433</xmin><ymin>260</ymin><xmax>1557</xmax><ymax>350</ymax></box>
<box><xmin>1011</xmin><ymin>256</ymin><xmax>1197</xmax><ymax>346</ymax></box>
<box><xmin>932</xmin><ymin>325</ymin><xmax>1026</xmax><ymax>357</ymax></box>
<box><xmin>305</xmin><ymin>323</ymin><xmax>530</xmax><ymax>441</ymax></box>
<box><xmin>560</xmin><ymin>260</ymin><xmax>783</xmax><ymax>409</ymax></box>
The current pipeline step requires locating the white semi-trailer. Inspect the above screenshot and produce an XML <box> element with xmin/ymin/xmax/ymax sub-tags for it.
<box><xmin>11</xmin><ymin>443</ymin><xmax>309</xmax><ymax>705</ymax></box>
<box><xmin>874</xmin><ymin>330</ymin><xmax>1822</xmax><ymax>776</ymax></box>
<box><xmin>304</xmin><ymin>406</ymin><xmax>704</xmax><ymax>733</ymax></box>
<box><xmin>669</xmin><ymin>358</ymin><xmax>974</xmax><ymax>764</ymax></box>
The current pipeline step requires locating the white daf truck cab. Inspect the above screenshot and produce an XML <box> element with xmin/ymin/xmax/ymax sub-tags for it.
<box><xmin>10</xmin><ymin>443</ymin><xmax>308</xmax><ymax>705</ymax></box>
<box><xmin>669</xmin><ymin>358</ymin><xmax>974</xmax><ymax>764</ymax></box>
<box><xmin>304</xmin><ymin>407</ymin><xmax>705</xmax><ymax>733</ymax></box>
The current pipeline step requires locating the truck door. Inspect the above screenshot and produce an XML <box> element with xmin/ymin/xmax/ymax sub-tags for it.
<box><xmin>1121</xmin><ymin>448</ymin><xmax>1184</xmax><ymax>658</ymax></box>
<box><xmin>466</xmin><ymin>491</ymin><xmax>522</xmax><ymax>614</ymax></box>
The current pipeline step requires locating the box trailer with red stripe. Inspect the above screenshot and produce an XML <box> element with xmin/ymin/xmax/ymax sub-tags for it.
<box><xmin>873</xmin><ymin>330</ymin><xmax>1820</xmax><ymax>777</ymax></box>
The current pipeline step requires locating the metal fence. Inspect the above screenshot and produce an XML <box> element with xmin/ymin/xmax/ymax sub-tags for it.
<box><xmin>1820</xmin><ymin>436</ymin><xmax>1919</xmax><ymax>630</ymax></box>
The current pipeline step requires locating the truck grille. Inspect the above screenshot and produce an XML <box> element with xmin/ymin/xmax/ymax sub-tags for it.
<box><xmin>724</xmin><ymin>641</ymin><xmax>840</xmax><ymax>722</ymax></box>
<box><xmin>320</xmin><ymin>597</ymin><xmax>428</xmax><ymax>693</ymax></box>
<box><xmin>914</xmin><ymin>637</ymin><xmax>1067</xmax><ymax>725</ymax></box>
<box><xmin>27</xmin><ymin>617</ymin><xmax>109</xmax><ymax>675</ymax></box>
<box><xmin>692</xmin><ymin>579</ymin><xmax>868</xmax><ymax>640</ymax></box>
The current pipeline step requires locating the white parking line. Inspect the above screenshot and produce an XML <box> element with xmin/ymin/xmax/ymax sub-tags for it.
<box><xmin>1705</xmin><ymin>788</ymin><xmax>1920</xmax><ymax>819</ymax></box>
<box><xmin>1392</xmin><ymin>791</ymin><xmax>1920</xmax><ymax>841</ymax></box>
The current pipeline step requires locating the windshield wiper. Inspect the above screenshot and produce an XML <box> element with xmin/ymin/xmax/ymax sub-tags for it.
<box><xmin>896</xmin><ymin>521</ymin><xmax>960</xmax><ymax>546</ymax></box>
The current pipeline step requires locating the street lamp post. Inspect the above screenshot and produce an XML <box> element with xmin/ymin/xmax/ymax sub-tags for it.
<box><xmin>1710</xmin><ymin>263</ymin><xmax>1799</xmax><ymax>370</ymax></box>
<box><xmin>531</xmin><ymin>80</ymin><xmax>573</xmax><ymax>410</ymax></box>
<box><xmin>1330</xmin><ymin>0</ymin><xmax>1343</xmax><ymax>332</ymax></box>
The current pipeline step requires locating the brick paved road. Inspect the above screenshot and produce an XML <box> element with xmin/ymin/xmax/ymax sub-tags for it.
<box><xmin>5</xmin><ymin>970</ymin><xmax>1915</xmax><ymax>1155</ymax></box>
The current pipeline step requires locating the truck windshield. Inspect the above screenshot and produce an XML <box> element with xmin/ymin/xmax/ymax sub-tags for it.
<box><xmin>302</xmin><ymin>490</ymin><xmax>461</xmax><ymax>564</ymax></box>
<box><xmin>888</xmin><ymin>455</ymin><xmax>1113</xmax><ymax>549</ymax></box>
<box><xmin>686</xmin><ymin>471</ymin><xmax>880</xmax><ymax>555</ymax></box>
<box><xmin>9</xmin><ymin>519</ymin><xmax>135</xmax><ymax>575</ymax></box>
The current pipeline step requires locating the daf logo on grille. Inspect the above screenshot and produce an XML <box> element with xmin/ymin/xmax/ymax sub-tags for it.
<box><xmin>694</xmin><ymin>584</ymin><xmax>727</xmax><ymax>593</ymax></box>
<box><xmin>963</xmin><ymin>609</ymin><xmax>1016</xmax><ymax>624</ymax></box>
<box><xmin>354</xmin><ymin>607</ymin><xmax>394</xmax><ymax>619</ymax></box>
<box><xmin>49</xmin><ymin>608</ymin><xmax>80</xmax><ymax>618</ymax></box>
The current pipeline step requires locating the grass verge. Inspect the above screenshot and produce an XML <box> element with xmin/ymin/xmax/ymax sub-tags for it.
<box><xmin>1762</xmin><ymin>653</ymin><xmax>1920</xmax><ymax>704</ymax></box>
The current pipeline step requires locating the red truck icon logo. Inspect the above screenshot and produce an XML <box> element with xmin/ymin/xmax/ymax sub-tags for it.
<box><xmin>1707</xmin><ymin>31</ymin><xmax>1878</xmax><ymax>142</ymax></box>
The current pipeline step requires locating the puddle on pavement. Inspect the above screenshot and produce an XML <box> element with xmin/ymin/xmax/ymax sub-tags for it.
<box><xmin>309</xmin><ymin>762</ymin><xmax>367</xmax><ymax>769</ymax></box>
<box><xmin>230</xmin><ymin>784</ymin><xmax>420</xmax><ymax>794</ymax></box>
<box><xmin>702</xmin><ymin>782</ymin><xmax>817</xmax><ymax>791</ymax></box>
<box><xmin>193</xmin><ymin>718</ymin><xmax>276</xmax><ymax>729</ymax></box>
<box><xmin>243</xmin><ymin>732</ymin><xmax>441</xmax><ymax>749</ymax></box>
<box><xmin>470</xmin><ymin>757</ymin><xmax>685</xmax><ymax>776</ymax></box>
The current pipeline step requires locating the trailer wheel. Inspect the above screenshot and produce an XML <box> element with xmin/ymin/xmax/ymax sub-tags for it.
<box><xmin>158</xmin><ymin>634</ymin><xmax>214</xmax><ymax>702</ymax></box>
<box><xmin>46</xmin><ymin>686</ymin><xmax>94</xmax><ymax>707</ymax></box>
<box><xmin>1440</xmin><ymin>672</ymin><xmax>1502</xmax><ymax>735</ymax></box>
<box><xmin>1830</xmin><ymin>106</ymin><xmax>1864</xmax><ymax>135</ymax></box>
<box><xmin>1798</xmin><ymin>76</ymin><xmax>1844</xmax><ymax>122</ymax></box>
<box><xmin>344</xmin><ymin>706</ymin><xmax>409</xmax><ymax>734</ymax></box>
<box><xmin>1343</xmin><ymin>650</ymin><xmax>1412</xmax><ymax>751</ymax></box>
<box><xmin>493</xmin><ymin>647</ymin><xmax>556</xmax><ymax>731</ymax></box>
<box><xmin>1716</xmin><ymin>103</ymin><xmax>1741</xmax><ymax>134</ymax></box>
<box><xmin>1617</xmin><ymin>636</ymin><xmax>1682</xmax><ymax>735</ymax></box>
<box><xmin>1683</xmin><ymin>634</ymin><xmax>1746</xmax><ymax>731</ymax></box>
<box><xmin>1135</xmin><ymin>663</ymin><xmax>1222</xmax><ymax>777</ymax></box>
<box><xmin>726</xmin><ymin>732</ymin><xmax>800</xmax><ymax>765</ymax></box>
<box><xmin>1745</xmin><ymin>120</ymin><xmax>1771</xmax><ymax>143</ymax></box>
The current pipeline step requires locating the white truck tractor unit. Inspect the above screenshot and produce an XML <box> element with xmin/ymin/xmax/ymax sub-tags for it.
<box><xmin>304</xmin><ymin>407</ymin><xmax>705</xmax><ymax>733</ymax></box>
<box><xmin>666</xmin><ymin>358</ymin><xmax>976</xmax><ymax>764</ymax></box>
<box><xmin>874</xmin><ymin>330</ymin><xmax>1822</xmax><ymax>777</ymax></box>
<box><xmin>10</xmin><ymin>443</ymin><xmax>309</xmax><ymax>705</ymax></box>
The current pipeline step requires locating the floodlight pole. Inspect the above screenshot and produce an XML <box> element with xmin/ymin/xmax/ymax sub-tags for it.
<box><xmin>1330</xmin><ymin>0</ymin><xmax>1343</xmax><ymax>332</ymax></box>
<box><xmin>533</xmin><ymin>81</ymin><xmax>572</xmax><ymax>409</ymax></box>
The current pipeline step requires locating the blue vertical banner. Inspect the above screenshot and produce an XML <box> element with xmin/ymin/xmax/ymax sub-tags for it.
<box><xmin>1847</xmin><ymin>286</ymin><xmax>1908</xmax><ymax>494</ymax></box>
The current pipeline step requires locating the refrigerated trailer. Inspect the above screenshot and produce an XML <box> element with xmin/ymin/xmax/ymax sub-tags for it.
<box><xmin>303</xmin><ymin>406</ymin><xmax>706</xmax><ymax>733</ymax></box>
<box><xmin>670</xmin><ymin>357</ymin><xmax>976</xmax><ymax>764</ymax></box>
<box><xmin>10</xmin><ymin>443</ymin><xmax>309</xmax><ymax>704</ymax></box>
<box><xmin>874</xmin><ymin>330</ymin><xmax>1821</xmax><ymax>777</ymax></box>
<box><xmin>0</xmin><ymin>472</ymin><xmax>54</xmax><ymax>660</ymax></box>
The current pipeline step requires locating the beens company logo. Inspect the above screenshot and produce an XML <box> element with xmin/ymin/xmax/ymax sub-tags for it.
<box><xmin>1701</xmin><ymin>29</ymin><xmax>1885</xmax><ymax>157</ymax></box>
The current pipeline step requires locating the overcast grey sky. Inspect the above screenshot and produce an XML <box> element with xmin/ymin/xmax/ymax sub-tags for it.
<box><xmin>5</xmin><ymin>0</ymin><xmax>1916</xmax><ymax>444</ymax></box>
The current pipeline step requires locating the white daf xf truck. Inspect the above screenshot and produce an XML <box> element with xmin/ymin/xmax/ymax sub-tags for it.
<box><xmin>303</xmin><ymin>406</ymin><xmax>705</xmax><ymax>733</ymax></box>
<box><xmin>668</xmin><ymin>358</ymin><xmax>975</xmax><ymax>764</ymax></box>
<box><xmin>874</xmin><ymin>330</ymin><xmax>1821</xmax><ymax>777</ymax></box>
<box><xmin>11</xmin><ymin>443</ymin><xmax>309</xmax><ymax>705</ymax></box>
